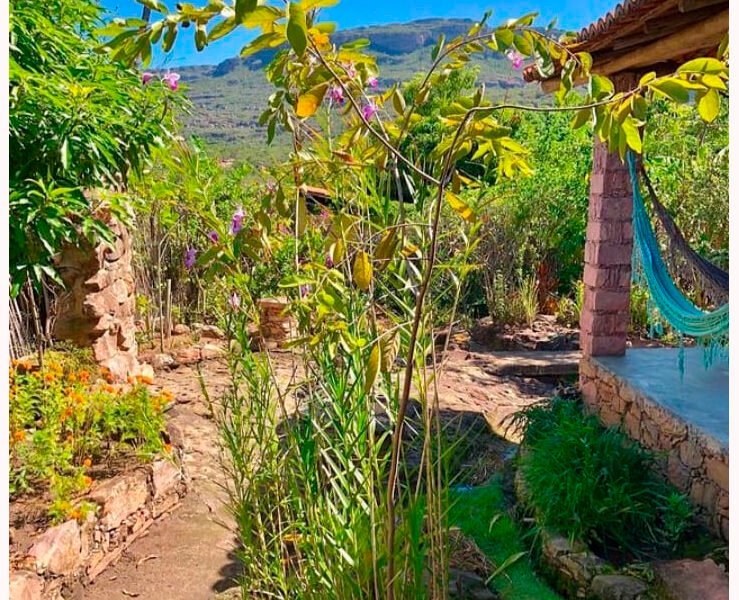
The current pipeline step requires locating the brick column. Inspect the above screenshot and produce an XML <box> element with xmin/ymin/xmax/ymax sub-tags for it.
<box><xmin>580</xmin><ymin>73</ymin><xmax>638</xmax><ymax>358</ymax></box>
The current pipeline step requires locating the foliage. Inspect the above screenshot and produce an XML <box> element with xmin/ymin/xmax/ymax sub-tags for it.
<box><xmin>9</xmin><ymin>0</ymin><xmax>180</xmax><ymax>294</ymax></box>
<box><xmin>9</xmin><ymin>350</ymin><xmax>169</xmax><ymax>521</ymax></box>
<box><xmin>514</xmin><ymin>397</ymin><xmax>693</xmax><ymax>560</ymax></box>
<box><xmin>449</xmin><ymin>478</ymin><xmax>561</xmax><ymax>600</ymax></box>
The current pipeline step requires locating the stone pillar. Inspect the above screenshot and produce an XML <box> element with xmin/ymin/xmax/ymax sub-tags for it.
<box><xmin>53</xmin><ymin>217</ymin><xmax>141</xmax><ymax>381</ymax></box>
<box><xmin>580</xmin><ymin>73</ymin><xmax>638</xmax><ymax>359</ymax></box>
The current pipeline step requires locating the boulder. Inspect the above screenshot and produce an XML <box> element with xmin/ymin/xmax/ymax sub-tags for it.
<box><xmin>151</xmin><ymin>353</ymin><xmax>176</xmax><ymax>371</ymax></box>
<box><xmin>151</xmin><ymin>459</ymin><xmax>182</xmax><ymax>499</ymax></box>
<box><xmin>172</xmin><ymin>323</ymin><xmax>191</xmax><ymax>335</ymax></box>
<box><xmin>28</xmin><ymin>520</ymin><xmax>82</xmax><ymax>576</ymax></box>
<box><xmin>89</xmin><ymin>472</ymin><xmax>149</xmax><ymax>530</ymax></box>
<box><xmin>590</xmin><ymin>574</ymin><xmax>648</xmax><ymax>600</ymax></box>
<box><xmin>653</xmin><ymin>559</ymin><xmax>728</xmax><ymax>600</ymax></box>
<box><xmin>9</xmin><ymin>570</ymin><xmax>44</xmax><ymax>600</ymax></box>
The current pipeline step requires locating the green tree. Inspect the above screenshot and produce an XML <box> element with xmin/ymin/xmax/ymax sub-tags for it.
<box><xmin>9</xmin><ymin>0</ymin><xmax>180</xmax><ymax>294</ymax></box>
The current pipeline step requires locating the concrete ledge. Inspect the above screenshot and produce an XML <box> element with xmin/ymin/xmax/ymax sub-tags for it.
<box><xmin>580</xmin><ymin>348</ymin><xmax>728</xmax><ymax>541</ymax></box>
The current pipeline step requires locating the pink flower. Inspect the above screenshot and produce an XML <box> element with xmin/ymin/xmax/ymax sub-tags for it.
<box><xmin>162</xmin><ymin>72</ymin><xmax>181</xmax><ymax>90</ymax></box>
<box><xmin>142</xmin><ymin>72</ymin><xmax>154</xmax><ymax>85</ymax></box>
<box><xmin>362</xmin><ymin>102</ymin><xmax>378</xmax><ymax>121</ymax></box>
<box><xmin>344</xmin><ymin>62</ymin><xmax>357</xmax><ymax>79</ymax></box>
<box><xmin>207</xmin><ymin>230</ymin><xmax>219</xmax><ymax>243</ymax></box>
<box><xmin>228</xmin><ymin>292</ymin><xmax>241</xmax><ymax>310</ymax></box>
<box><xmin>367</xmin><ymin>76</ymin><xmax>378</xmax><ymax>89</ymax></box>
<box><xmin>506</xmin><ymin>50</ymin><xmax>524</xmax><ymax>70</ymax></box>
<box><xmin>266</xmin><ymin>181</ymin><xmax>277</xmax><ymax>194</ymax></box>
<box><xmin>328</xmin><ymin>86</ymin><xmax>344</xmax><ymax>105</ymax></box>
<box><xmin>230</xmin><ymin>208</ymin><xmax>245</xmax><ymax>235</ymax></box>
<box><xmin>184</xmin><ymin>247</ymin><xmax>196</xmax><ymax>270</ymax></box>
<box><xmin>325</xmin><ymin>255</ymin><xmax>334</xmax><ymax>269</ymax></box>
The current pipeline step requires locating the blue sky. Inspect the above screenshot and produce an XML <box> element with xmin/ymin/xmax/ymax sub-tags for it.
<box><xmin>100</xmin><ymin>0</ymin><xmax>618</xmax><ymax>67</ymax></box>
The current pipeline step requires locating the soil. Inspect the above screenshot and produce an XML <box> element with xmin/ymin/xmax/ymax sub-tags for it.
<box><xmin>18</xmin><ymin>320</ymin><xmax>577</xmax><ymax>599</ymax></box>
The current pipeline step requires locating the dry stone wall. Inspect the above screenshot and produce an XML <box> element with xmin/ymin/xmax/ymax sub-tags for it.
<box><xmin>10</xmin><ymin>460</ymin><xmax>185</xmax><ymax>600</ymax></box>
<box><xmin>53</xmin><ymin>217</ymin><xmax>141</xmax><ymax>381</ymax></box>
<box><xmin>580</xmin><ymin>357</ymin><xmax>728</xmax><ymax>541</ymax></box>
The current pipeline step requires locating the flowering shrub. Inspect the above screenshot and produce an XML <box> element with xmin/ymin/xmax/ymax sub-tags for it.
<box><xmin>9</xmin><ymin>351</ymin><xmax>170</xmax><ymax>522</ymax></box>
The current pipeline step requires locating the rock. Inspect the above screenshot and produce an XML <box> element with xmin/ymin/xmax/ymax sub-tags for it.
<box><xmin>173</xmin><ymin>323</ymin><xmax>191</xmax><ymax>335</ymax></box>
<box><xmin>10</xmin><ymin>570</ymin><xmax>44</xmax><ymax>600</ymax></box>
<box><xmin>201</xmin><ymin>343</ymin><xmax>225</xmax><ymax>360</ymax></box>
<box><xmin>138</xmin><ymin>363</ymin><xmax>155</xmax><ymax>383</ymax></box>
<box><xmin>213</xmin><ymin>587</ymin><xmax>242</xmax><ymax>600</ymax></box>
<box><xmin>175</xmin><ymin>347</ymin><xmax>202</xmax><ymax>366</ymax></box>
<box><xmin>89</xmin><ymin>472</ymin><xmax>149</xmax><ymax>530</ymax></box>
<box><xmin>590</xmin><ymin>574</ymin><xmax>648</xmax><ymax>600</ymax></box>
<box><xmin>151</xmin><ymin>353</ymin><xmax>176</xmax><ymax>370</ymax></box>
<box><xmin>653</xmin><ymin>559</ymin><xmax>728</xmax><ymax>600</ymax></box>
<box><xmin>151</xmin><ymin>459</ymin><xmax>182</xmax><ymax>499</ymax></box>
<box><xmin>28</xmin><ymin>520</ymin><xmax>82</xmax><ymax>576</ymax></box>
<box><xmin>448</xmin><ymin>569</ymin><xmax>497</xmax><ymax>599</ymax></box>
<box><xmin>194</xmin><ymin>324</ymin><xmax>225</xmax><ymax>339</ymax></box>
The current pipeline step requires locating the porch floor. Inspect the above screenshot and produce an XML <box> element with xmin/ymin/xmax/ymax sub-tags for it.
<box><xmin>594</xmin><ymin>347</ymin><xmax>729</xmax><ymax>448</ymax></box>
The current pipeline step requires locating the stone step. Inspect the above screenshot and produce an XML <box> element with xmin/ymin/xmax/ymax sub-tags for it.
<box><xmin>653</xmin><ymin>559</ymin><xmax>728</xmax><ymax>600</ymax></box>
<box><xmin>467</xmin><ymin>350</ymin><xmax>581</xmax><ymax>377</ymax></box>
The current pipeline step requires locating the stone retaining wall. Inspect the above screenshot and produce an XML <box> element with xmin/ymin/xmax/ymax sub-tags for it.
<box><xmin>258</xmin><ymin>297</ymin><xmax>296</xmax><ymax>348</ymax></box>
<box><xmin>10</xmin><ymin>459</ymin><xmax>186</xmax><ymax>600</ymax></box>
<box><xmin>580</xmin><ymin>357</ymin><xmax>729</xmax><ymax>541</ymax></box>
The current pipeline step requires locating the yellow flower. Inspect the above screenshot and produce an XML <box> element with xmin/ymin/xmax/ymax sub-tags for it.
<box><xmin>83</xmin><ymin>457</ymin><xmax>92</xmax><ymax>468</ymax></box>
<box><xmin>311</xmin><ymin>31</ymin><xmax>330</xmax><ymax>48</ymax></box>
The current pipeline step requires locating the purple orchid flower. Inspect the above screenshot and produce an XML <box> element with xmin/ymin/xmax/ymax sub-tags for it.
<box><xmin>367</xmin><ymin>76</ymin><xmax>378</xmax><ymax>89</ymax></box>
<box><xmin>344</xmin><ymin>62</ymin><xmax>357</xmax><ymax>79</ymax></box>
<box><xmin>207</xmin><ymin>230</ymin><xmax>219</xmax><ymax>244</ymax></box>
<box><xmin>184</xmin><ymin>247</ymin><xmax>197</xmax><ymax>270</ymax></box>
<box><xmin>325</xmin><ymin>255</ymin><xmax>334</xmax><ymax>269</ymax></box>
<box><xmin>362</xmin><ymin>102</ymin><xmax>379</xmax><ymax>121</ymax></box>
<box><xmin>506</xmin><ymin>50</ymin><xmax>524</xmax><ymax>70</ymax></box>
<box><xmin>299</xmin><ymin>284</ymin><xmax>311</xmax><ymax>298</ymax></box>
<box><xmin>162</xmin><ymin>72</ymin><xmax>181</xmax><ymax>91</ymax></box>
<box><xmin>230</xmin><ymin>207</ymin><xmax>245</xmax><ymax>235</ymax></box>
<box><xmin>142</xmin><ymin>72</ymin><xmax>154</xmax><ymax>85</ymax></box>
<box><xmin>228</xmin><ymin>292</ymin><xmax>241</xmax><ymax>310</ymax></box>
<box><xmin>328</xmin><ymin>86</ymin><xmax>345</xmax><ymax>105</ymax></box>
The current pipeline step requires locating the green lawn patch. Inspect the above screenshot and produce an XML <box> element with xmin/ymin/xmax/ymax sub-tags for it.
<box><xmin>449</xmin><ymin>476</ymin><xmax>562</xmax><ymax>600</ymax></box>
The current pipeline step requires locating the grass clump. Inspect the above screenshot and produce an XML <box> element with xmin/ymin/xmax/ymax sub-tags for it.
<box><xmin>450</xmin><ymin>477</ymin><xmax>561</xmax><ymax>600</ymax></box>
<box><xmin>514</xmin><ymin>397</ymin><xmax>693</xmax><ymax>561</ymax></box>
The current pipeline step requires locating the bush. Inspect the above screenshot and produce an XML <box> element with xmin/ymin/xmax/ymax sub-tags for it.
<box><xmin>9</xmin><ymin>350</ymin><xmax>169</xmax><ymax>521</ymax></box>
<box><xmin>514</xmin><ymin>397</ymin><xmax>692</xmax><ymax>560</ymax></box>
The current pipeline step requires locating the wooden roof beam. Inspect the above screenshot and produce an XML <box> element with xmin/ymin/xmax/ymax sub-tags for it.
<box><xmin>541</xmin><ymin>9</ymin><xmax>727</xmax><ymax>92</ymax></box>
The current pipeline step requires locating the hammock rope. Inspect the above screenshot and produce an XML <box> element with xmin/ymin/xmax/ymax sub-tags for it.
<box><xmin>626</xmin><ymin>151</ymin><xmax>728</xmax><ymax>368</ymax></box>
<box><xmin>638</xmin><ymin>162</ymin><xmax>728</xmax><ymax>305</ymax></box>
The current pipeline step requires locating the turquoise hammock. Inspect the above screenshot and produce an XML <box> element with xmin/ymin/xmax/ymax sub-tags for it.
<box><xmin>626</xmin><ymin>151</ymin><xmax>728</xmax><ymax>371</ymax></box>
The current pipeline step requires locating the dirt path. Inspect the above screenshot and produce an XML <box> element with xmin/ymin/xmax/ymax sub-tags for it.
<box><xmin>82</xmin><ymin>348</ymin><xmax>557</xmax><ymax>599</ymax></box>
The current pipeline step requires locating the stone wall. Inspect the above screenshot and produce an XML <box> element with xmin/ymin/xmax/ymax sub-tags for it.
<box><xmin>580</xmin><ymin>357</ymin><xmax>729</xmax><ymax>541</ymax></box>
<box><xmin>258</xmin><ymin>297</ymin><xmax>296</xmax><ymax>349</ymax></box>
<box><xmin>10</xmin><ymin>460</ymin><xmax>185</xmax><ymax>600</ymax></box>
<box><xmin>53</xmin><ymin>217</ymin><xmax>141</xmax><ymax>381</ymax></box>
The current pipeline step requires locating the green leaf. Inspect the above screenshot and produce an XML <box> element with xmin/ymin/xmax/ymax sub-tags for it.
<box><xmin>431</xmin><ymin>34</ymin><xmax>445</xmax><ymax>61</ymax></box>
<box><xmin>589</xmin><ymin>74</ymin><xmax>613</xmax><ymax>100</ymax></box>
<box><xmin>296</xmin><ymin>195</ymin><xmax>307</xmax><ymax>235</ymax></box>
<box><xmin>352</xmin><ymin>251</ymin><xmax>372</xmax><ymax>291</ymax></box>
<box><xmin>494</xmin><ymin>28</ymin><xmax>514</xmax><ymax>49</ymax></box>
<box><xmin>296</xmin><ymin>82</ymin><xmax>329</xmax><ymax>117</ymax></box>
<box><xmin>621</xmin><ymin>117</ymin><xmax>642</xmax><ymax>153</ymax></box>
<box><xmin>391</xmin><ymin>88</ymin><xmax>406</xmax><ymax>115</ymax></box>
<box><xmin>445</xmin><ymin>191</ymin><xmax>474</xmax><ymax>222</ymax></box>
<box><xmin>364</xmin><ymin>343</ymin><xmax>380</xmax><ymax>393</ymax></box>
<box><xmin>286</xmin><ymin>2</ymin><xmax>308</xmax><ymax>57</ymax></box>
<box><xmin>650</xmin><ymin>78</ymin><xmax>690</xmax><ymax>103</ymax></box>
<box><xmin>240</xmin><ymin>31</ymin><xmax>283</xmax><ymax>57</ymax></box>
<box><xmin>631</xmin><ymin>95</ymin><xmax>648</xmax><ymax>121</ymax></box>
<box><xmin>208</xmin><ymin>17</ymin><xmax>237</xmax><ymax>42</ymax></box>
<box><xmin>235</xmin><ymin>0</ymin><xmax>259</xmax><ymax>22</ymax></box>
<box><xmin>374</xmin><ymin>229</ymin><xmax>397</xmax><ymax>271</ymax></box>
<box><xmin>513</xmin><ymin>33</ymin><xmax>532</xmax><ymax>56</ymax></box>
<box><xmin>677</xmin><ymin>57</ymin><xmax>727</xmax><ymax>76</ymax></box>
<box><xmin>162</xmin><ymin>25</ymin><xmax>177</xmax><ymax>52</ymax></box>
<box><xmin>571</xmin><ymin>107</ymin><xmax>591</xmax><ymax>130</ymax></box>
<box><xmin>139</xmin><ymin>0</ymin><xmax>168</xmax><ymax>13</ymax></box>
<box><xmin>697</xmin><ymin>88</ymin><xmax>720</xmax><ymax>123</ymax></box>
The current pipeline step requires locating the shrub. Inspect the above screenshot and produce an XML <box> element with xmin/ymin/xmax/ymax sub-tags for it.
<box><xmin>514</xmin><ymin>397</ymin><xmax>692</xmax><ymax>560</ymax></box>
<box><xmin>9</xmin><ymin>350</ymin><xmax>169</xmax><ymax>521</ymax></box>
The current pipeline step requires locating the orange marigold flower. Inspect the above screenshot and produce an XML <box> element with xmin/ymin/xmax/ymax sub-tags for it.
<box><xmin>78</xmin><ymin>370</ymin><xmax>90</xmax><ymax>383</ymax></box>
<box><xmin>69</xmin><ymin>509</ymin><xmax>82</xmax><ymax>521</ymax></box>
<box><xmin>127</xmin><ymin>375</ymin><xmax>136</xmax><ymax>384</ymax></box>
<box><xmin>65</xmin><ymin>434</ymin><xmax>74</xmax><ymax>445</ymax></box>
<box><xmin>43</xmin><ymin>372</ymin><xmax>56</xmax><ymax>383</ymax></box>
<box><xmin>12</xmin><ymin>430</ymin><xmax>25</xmax><ymax>442</ymax></box>
<box><xmin>103</xmin><ymin>384</ymin><xmax>116</xmax><ymax>394</ymax></box>
<box><xmin>68</xmin><ymin>373</ymin><xmax>77</xmax><ymax>383</ymax></box>
<box><xmin>61</xmin><ymin>407</ymin><xmax>74</xmax><ymax>421</ymax></box>
<box><xmin>83</xmin><ymin>475</ymin><xmax>93</xmax><ymax>487</ymax></box>
<box><xmin>164</xmin><ymin>443</ymin><xmax>173</xmax><ymax>454</ymax></box>
<box><xmin>83</xmin><ymin>458</ymin><xmax>92</xmax><ymax>468</ymax></box>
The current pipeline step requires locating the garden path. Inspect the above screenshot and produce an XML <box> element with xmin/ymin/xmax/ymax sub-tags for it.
<box><xmin>82</xmin><ymin>347</ymin><xmax>556</xmax><ymax>599</ymax></box>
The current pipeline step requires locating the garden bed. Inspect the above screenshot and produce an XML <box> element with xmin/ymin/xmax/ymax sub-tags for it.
<box><xmin>9</xmin><ymin>350</ymin><xmax>187</xmax><ymax>599</ymax></box>
<box><xmin>511</xmin><ymin>397</ymin><xmax>728</xmax><ymax>600</ymax></box>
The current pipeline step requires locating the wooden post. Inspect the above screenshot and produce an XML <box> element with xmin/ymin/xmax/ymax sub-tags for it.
<box><xmin>580</xmin><ymin>73</ymin><xmax>639</xmax><ymax>358</ymax></box>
